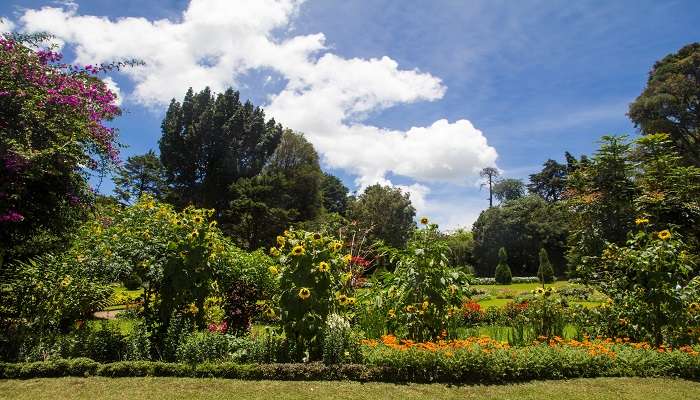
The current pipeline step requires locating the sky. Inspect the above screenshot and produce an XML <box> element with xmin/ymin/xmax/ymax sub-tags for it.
<box><xmin>1</xmin><ymin>0</ymin><xmax>698</xmax><ymax>230</ymax></box>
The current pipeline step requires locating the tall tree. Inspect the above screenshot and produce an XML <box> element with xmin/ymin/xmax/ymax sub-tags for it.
<box><xmin>320</xmin><ymin>173</ymin><xmax>349</xmax><ymax>215</ymax></box>
<box><xmin>493</xmin><ymin>178</ymin><xmax>525</xmax><ymax>203</ymax></box>
<box><xmin>225</xmin><ymin>131</ymin><xmax>323</xmax><ymax>249</ymax></box>
<box><xmin>479</xmin><ymin>167</ymin><xmax>500</xmax><ymax>207</ymax></box>
<box><xmin>628</xmin><ymin>42</ymin><xmax>700</xmax><ymax>166</ymax></box>
<box><xmin>159</xmin><ymin>87</ymin><xmax>283</xmax><ymax>213</ymax></box>
<box><xmin>112</xmin><ymin>150</ymin><xmax>167</xmax><ymax>203</ymax></box>
<box><xmin>347</xmin><ymin>184</ymin><xmax>416</xmax><ymax>248</ymax></box>
<box><xmin>528</xmin><ymin>159</ymin><xmax>567</xmax><ymax>202</ymax></box>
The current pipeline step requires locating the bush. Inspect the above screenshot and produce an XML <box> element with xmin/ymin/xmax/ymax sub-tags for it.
<box><xmin>125</xmin><ymin>322</ymin><xmax>151</xmax><ymax>361</ymax></box>
<box><xmin>322</xmin><ymin>314</ymin><xmax>361</xmax><ymax>365</ymax></box>
<box><xmin>176</xmin><ymin>332</ymin><xmax>250</xmax><ymax>364</ymax></box>
<box><xmin>122</xmin><ymin>274</ymin><xmax>142</xmax><ymax>290</ymax></box>
<box><xmin>494</xmin><ymin>247</ymin><xmax>512</xmax><ymax>285</ymax></box>
<box><xmin>537</xmin><ymin>248</ymin><xmax>555</xmax><ymax>283</ymax></box>
<box><xmin>249</xmin><ymin>328</ymin><xmax>290</xmax><ymax>364</ymax></box>
<box><xmin>473</xmin><ymin>276</ymin><xmax>539</xmax><ymax>285</ymax></box>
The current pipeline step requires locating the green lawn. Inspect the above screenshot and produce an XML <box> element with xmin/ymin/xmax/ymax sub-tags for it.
<box><xmin>473</xmin><ymin>281</ymin><xmax>605</xmax><ymax>309</ymax></box>
<box><xmin>0</xmin><ymin>377</ymin><xmax>697</xmax><ymax>400</ymax></box>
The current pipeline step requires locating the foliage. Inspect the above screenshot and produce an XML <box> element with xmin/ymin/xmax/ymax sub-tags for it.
<box><xmin>0</xmin><ymin>35</ymin><xmax>122</xmax><ymax>266</ymax></box>
<box><xmin>494</xmin><ymin>247</ymin><xmax>512</xmax><ymax>285</ymax></box>
<box><xmin>112</xmin><ymin>150</ymin><xmax>168</xmax><ymax>203</ymax></box>
<box><xmin>269</xmin><ymin>229</ymin><xmax>354</xmax><ymax>360</ymax></box>
<box><xmin>628</xmin><ymin>42</ymin><xmax>700</xmax><ymax>166</ymax></box>
<box><xmin>528</xmin><ymin>157</ymin><xmax>568</xmax><ymax>202</ymax></box>
<box><xmin>537</xmin><ymin>248</ymin><xmax>555</xmax><ymax>283</ymax></box>
<box><xmin>347</xmin><ymin>184</ymin><xmax>416</xmax><ymax>248</ymax></box>
<box><xmin>322</xmin><ymin>314</ymin><xmax>360</xmax><ymax>365</ymax></box>
<box><xmin>492</xmin><ymin>178</ymin><xmax>525</xmax><ymax>203</ymax></box>
<box><xmin>473</xmin><ymin>276</ymin><xmax>540</xmax><ymax>285</ymax></box>
<box><xmin>225</xmin><ymin>130</ymin><xmax>323</xmax><ymax>249</ymax></box>
<box><xmin>176</xmin><ymin>332</ymin><xmax>251</xmax><ymax>364</ymax></box>
<box><xmin>472</xmin><ymin>195</ymin><xmax>570</xmax><ymax>277</ymax></box>
<box><xmin>159</xmin><ymin>87</ymin><xmax>282</xmax><ymax>213</ymax></box>
<box><xmin>320</xmin><ymin>172</ymin><xmax>349</xmax><ymax>215</ymax></box>
<box><xmin>443</xmin><ymin>228</ymin><xmax>474</xmax><ymax>269</ymax></box>
<box><xmin>0</xmin><ymin>254</ymin><xmax>112</xmax><ymax>334</ymax></box>
<box><xmin>583</xmin><ymin>226</ymin><xmax>698</xmax><ymax>345</ymax></box>
<box><xmin>372</xmin><ymin>221</ymin><xmax>470</xmax><ymax>340</ymax></box>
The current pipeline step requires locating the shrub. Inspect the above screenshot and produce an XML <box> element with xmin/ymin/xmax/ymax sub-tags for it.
<box><xmin>494</xmin><ymin>247</ymin><xmax>512</xmax><ymax>285</ymax></box>
<box><xmin>83</xmin><ymin>321</ymin><xmax>127</xmax><ymax>362</ymax></box>
<box><xmin>322</xmin><ymin>314</ymin><xmax>361</xmax><ymax>365</ymax></box>
<box><xmin>176</xmin><ymin>331</ymin><xmax>250</xmax><ymax>364</ymax></box>
<box><xmin>125</xmin><ymin>322</ymin><xmax>151</xmax><ymax>361</ymax></box>
<box><xmin>537</xmin><ymin>248</ymin><xmax>555</xmax><ymax>283</ymax></box>
<box><xmin>122</xmin><ymin>274</ymin><xmax>142</xmax><ymax>290</ymax></box>
<box><xmin>249</xmin><ymin>328</ymin><xmax>290</xmax><ymax>364</ymax></box>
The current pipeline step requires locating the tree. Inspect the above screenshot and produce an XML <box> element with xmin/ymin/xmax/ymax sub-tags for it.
<box><xmin>320</xmin><ymin>173</ymin><xmax>349</xmax><ymax>215</ymax></box>
<box><xmin>528</xmin><ymin>159</ymin><xmax>567</xmax><ymax>202</ymax></box>
<box><xmin>347</xmin><ymin>184</ymin><xmax>416</xmax><ymax>248</ymax></box>
<box><xmin>493</xmin><ymin>178</ymin><xmax>525</xmax><ymax>203</ymax></box>
<box><xmin>479</xmin><ymin>167</ymin><xmax>500</xmax><ymax>207</ymax></box>
<box><xmin>0</xmin><ymin>35</ymin><xmax>122</xmax><ymax>267</ymax></box>
<box><xmin>159</xmin><ymin>88</ymin><xmax>283</xmax><ymax>213</ymax></box>
<box><xmin>628</xmin><ymin>42</ymin><xmax>700</xmax><ymax>166</ymax></box>
<box><xmin>537</xmin><ymin>248</ymin><xmax>554</xmax><ymax>284</ymax></box>
<box><xmin>494</xmin><ymin>247</ymin><xmax>512</xmax><ymax>284</ymax></box>
<box><xmin>443</xmin><ymin>229</ymin><xmax>474</xmax><ymax>269</ymax></box>
<box><xmin>472</xmin><ymin>195</ymin><xmax>570</xmax><ymax>277</ymax></box>
<box><xmin>112</xmin><ymin>150</ymin><xmax>167</xmax><ymax>203</ymax></box>
<box><xmin>225</xmin><ymin>131</ymin><xmax>323</xmax><ymax>249</ymax></box>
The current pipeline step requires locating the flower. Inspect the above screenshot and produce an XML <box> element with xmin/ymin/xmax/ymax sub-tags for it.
<box><xmin>405</xmin><ymin>305</ymin><xmax>417</xmax><ymax>313</ymax></box>
<box><xmin>330</xmin><ymin>241</ymin><xmax>343</xmax><ymax>252</ymax></box>
<box><xmin>283</xmin><ymin>230</ymin><xmax>292</xmax><ymax>237</ymax></box>
<box><xmin>533</xmin><ymin>287</ymin><xmax>545</xmax><ymax>295</ymax></box>
<box><xmin>420</xmin><ymin>217</ymin><xmax>429</xmax><ymax>225</ymax></box>
<box><xmin>291</xmin><ymin>245</ymin><xmax>306</xmax><ymax>256</ymax></box>
<box><xmin>175</xmin><ymin>219</ymin><xmax>183</xmax><ymax>227</ymax></box>
<box><xmin>689</xmin><ymin>303</ymin><xmax>700</xmax><ymax>314</ymax></box>
<box><xmin>317</xmin><ymin>261</ymin><xmax>330</xmax><ymax>273</ymax></box>
<box><xmin>298</xmin><ymin>287</ymin><xmax>311</xmax><ymax>300</ymax></box>
<box><xmin>270</xmin><ymin>247</ymin><xmax>280</xmax><ymax>257</ymax></box>
<box><xmin>312</xmin><ymin>232</ymin><xmax>322</xmax><ymax>241</ymax></box>
<box><xmin>60</xmin><ymin>275</ymin><xmax>72</xmax><ymax>287</ymax></box>
<box><xmin>276</xmin><ymin>235</ymin><xmax>286</xmax><ymax>247</ymax></box>
<box><xmin>187</xmin><ymin>303</ymin><xmax>199</xmax><ymax>314</ymax></box>
<box><xmin>658</xmin><ymin>230</ymin><xmax>671</xmax><ymax>240</ymax></box>
<box><xmin>347</xmin><ymin>297</ymin><xmax>356</xmax><ymax>306</ymax></box>
<box><xmin>187</xmin><ymin>230</ymin><xmax>199</xmax><ymax>240</ymax></box>
<box><xmin>264</xmin><ymin>307</ymin><xmax>276</xmax><ymax>318</ymax></box>
<box><xmin>337</xmin><ymin>293</ymin><xmax>349</xmax><ymax>305</ymax></box>
<box><xmin>209</xmin><ymin>221</ymin><xmax>217</xmax><ymax>228</ymax></box>
<box><xmin>343</xmin><ymin>254</ymin><xmax>352</xmax><ymax>264</ymax></box>
<box><xmin>449</xmin><ymin>284</ymin><xmax>458</xmax><ymax>295</ymax></box>
<box><xmin>193</xmin><ymin>216</ymin><xmax>203</xmax><ymax>224</ymax></box>
<box><xmin>422</xmin><ymin>300</ymin><xmax>429</xmax><ymax>310</ymax></box>
<box><xmin>635</xmin><ymin>217</ymin><xmax>649</xmax><ymax>225</ymax></box>
<box><xmin>388</xmin><ymin>309</ymin><xmax>396</xmax><ymax>318</ymax></box>
<box><xmin>268</xmin><ymin>265</ymin><xmax>279</xmax><ymax>275</ymax></box>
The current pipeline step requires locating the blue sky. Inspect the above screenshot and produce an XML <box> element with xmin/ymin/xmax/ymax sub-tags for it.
<box><xmin>1</xmin><ymin>0</ymin><xmax>698</xmax><ymax>229</ymax></box>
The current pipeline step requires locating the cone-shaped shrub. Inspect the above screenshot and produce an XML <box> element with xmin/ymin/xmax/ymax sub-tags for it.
<box><xmin>537</xmin><ymin>248</ymin><xmax>555</xmax><ymax>283</ymax></box>
<box><xmin>494</xmin><ymin>247</ymin><xmax>512</xmax><ymax>284</ymax></box>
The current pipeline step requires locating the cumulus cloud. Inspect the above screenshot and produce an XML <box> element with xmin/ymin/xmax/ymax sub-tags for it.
<box><xmin>12</xmin><ymin>0</ymin><xmax>499</xmax><ymax>227</ymax></box>
<box><xmin>0</xmin><ymin>17</ymin><xmax>14</xmax><ymax>32</ymax></box>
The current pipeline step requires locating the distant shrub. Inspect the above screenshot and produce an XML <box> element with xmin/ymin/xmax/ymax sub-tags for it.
<box><xmin>494</xmin><ymin>247</ymin><xmax>512</xmax><ymax>285</ymax></box>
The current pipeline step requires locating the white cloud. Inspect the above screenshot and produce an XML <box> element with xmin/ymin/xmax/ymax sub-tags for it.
<box><xmin>15</xmin><ymin>0</ymin><xmax>499</xmax><ymax>227</ymax></box>
<box><xmin>0</xmin><ymin>17</ymin><xmax>14</xmax><ymax>33</ymax></box>
<box><xmin>101</xmin><ymin>76</ymin><xmax>122</xmax><ymax>106</ymax></box>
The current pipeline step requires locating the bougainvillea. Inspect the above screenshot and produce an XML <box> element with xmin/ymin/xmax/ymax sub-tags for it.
<box><xmin>0</xmin><ymin>33</ymin><xmax>126</xmax><ymax>266</ymax></box>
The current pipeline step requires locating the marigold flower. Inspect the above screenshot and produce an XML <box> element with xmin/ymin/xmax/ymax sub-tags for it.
<box><xmin>420</xmin><ymin>217</ymin><xmax>429</xmax><ymax>225</ymax></box>
<box><xmin>658</xmin><ymin>230</ymin><xmax>671</xmax><ymax>240</ymax></box>
<box><xmin>291</xmin><ymin>245</ymin><xmax>305</xmax><ymax>256</ymax></box>
<box><xmin>317</xmin><ymin>261</ymin><xmax>330</xmax><ymax>273</ymax></box>
<box><xmin>298</xmin><ymin>287</ymin><xmax>311</xmax><ymax>300</ymax></box>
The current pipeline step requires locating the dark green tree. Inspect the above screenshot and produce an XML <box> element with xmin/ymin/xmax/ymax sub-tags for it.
<box><xmin>494</xmin><ymin>247</ymin><xmax>512</xmax><ymax>284</ymax></box>
<box><xmin>472</xmin><ymin>195</ymin><xmax>570</xmax><ymax>277</ymax></box>
<box><xmin>112</xmin><ymin>150</ymin><xmax>167</xmax><ymax>203</ymax></box>
<box><xmin>628</xmin><ymin>43</ymin><xmax>700</xmax><ymax>166</ymax></box>
<box><xmin>225</xmin><ymin>131</ymin><xmax>323</xmax><ymax>249</ymax></box>
<box><xmin>493</xmin><ymin>178</ymin><xmax>525</xmax><ymax>203</ymax></box>
<box><xmin>347</xmin><ymin>184</ymin><xmax>416</xmax><ymax>248</ymax></box>
<box><xmin>320</xmin><ymin>172</ymin><xmax>349</xmax><ymax>215</ymax></box>
<box><xmin>159</xmin><ymin>87</ymin><xmax>283</xmax><ymax>213</ymax></box>
<box><xmin>443</xmin><ymin>229</ymin><xmax>474</xmax><ymax>269</ymax></box>
<box><xmin>537</xmin><ymin>247</ymin><xmax>555</xmax><ymax>284</ymax></box>
<box><xmin>528</xmin><ymin>159</ymin><xmax>567</xmax><ymax>202</ymax></box>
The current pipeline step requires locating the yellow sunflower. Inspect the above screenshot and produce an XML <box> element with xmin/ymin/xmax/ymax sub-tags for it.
<box><xmin>343</xmin><ymin>254</ymin><xmax>352</xmax><ymax>264</ymax></box>
<box><xmin>347</xmin><ymin>297</ymin><xmax>356</xmax><ymax>306</ymax></box>
<box><xmin>312</xmin><ymin>232</ymin><xmax>322</xmax><ymax>241</ymax></box>
<box><xmin>187</xmin><ymin>230</ymin><xmax>199</xmax><ymax>240</ymax></box>
<box><xmin>388</xmin><ymin>309</ymin><xmax>396</xmax><ymax>318</ymax></box>
<box><xmin>209</xmin><ymin>220</ymin><xmax>218</xmax><ymax>228</ymax></box>
<box><xmin>689</xmin><ymin>303</ymin><xmax>700</xmax><ymax>314</ymax></box>
<box><xmin>635</xmin><ymin>217</ymin><xmax>649</xmax><ymax>225</ymax></box>
<box><xmin>276</xmin><ymin>235</ymin><xmax>286</xmax><ymax>247</ymax></box>
<box><xmin>420</xmin><ymin>217</ymin><xmax>429</xmax><ymax>225</ymax></box>
<box><xmin>336</xmin><ymin>293</ymin><xmax>349</xmax><ymax>305</ymax></box>
<box><xmin>291</xmin><ymin>245</ymin><xmax>306</xmax><ymax>256</ymax></box>
<box><xmin>269</xmin><ymin>247</ymin><xmax>280</xmax><ymax>257</ymax></box>
<box><xmin>422</xmin><ymin>300</ymin><xmax>429</xmax><ymax>310</ymax></box>
<box><xmin>405</xmin><ymin>305</ymin><xmax>417</xmax><ymax>313</ymax></box>
<box><xmin>268</xmin><ymin>265</ymin><xmax>279</xmax><ymax>275</ymax></box>
<box><xmin>317</xmin><ymin>261</ymin><xmax>330</xmax><ymax>273</ymax></box>
<box><xmin>330</xmin><ymin>241</ymin><xmax>343</xmax><ymax>252</ymax></box>
<box><xmin>658</xmin><ymin>230</ymin><xmax>671</xmax><ymax>240</ymax></box>
<box><xmin>193</xmin><ymin>216</ymin><xmax>203</xmax><ymax>224</ymax></box>
<box><xmin>298</xmin><ymin>287</ymin><xmax>311</xmax><ymax>300</ymax></box>
<box><xmin>264</xmin><ymin>307</ymin><xmax>276</xmax><ymax>318</ymax></box>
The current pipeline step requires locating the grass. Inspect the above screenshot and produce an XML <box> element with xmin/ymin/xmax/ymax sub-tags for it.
<box><xmin>1</xmin><ymin>377</ymin><xmax>698</xmax><ymax>400</ymax></box>
<box><xmin>473</xmin><ymin>280</ymin><xmax>605</xmax><ymax>309</ymax></box>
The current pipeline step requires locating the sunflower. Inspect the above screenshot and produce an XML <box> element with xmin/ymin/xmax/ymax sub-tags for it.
<box><xmin>544</xmin><ymin>288</ymin><xmax>553</xmax><ymax>297</ymax></box>
<box><xmin>343</xmin><ymin>254</ymin><xmax>352</xmax><ymax>264</ymax></box>
<box><xmin>312</xmin><ymin>232</ymin><xmax>322</xmax><ymax>241</ymax></box>
<box><xmin>533</xmin><ymin>287</ymin><xmax>545</xmax><ymax>295</ymax></box>
<box><xmin>193</xmin><ymin>216</ymin><xmax>203</xmax><ymax>224</ymax></box>
<box><xmin>635</xmin><ymin>217</ymin><xmax>649</xmax><ymax>225</ymax></box>
<box><xmin>658</xmin><ymin>230</ymin><xmax>671</xmax><ymax>240</ymax></box>
<box><xmin>175</xmin><ymin>219</ymin><xmax>184</xmax><ymax>227</ymax></box>
<box><xmin>337</xmin><ymin>293</ymin><xmax>349</xmax><ymax>305</ymax></box>
<box><xmin>187</xmin><ymin>230</ymin><xmax>199</xmax><ymax>240</ymax></box>
<box><xmin>276</xmin><ymin>235</ymin><xmax>286</xmax><ymax>247</ymax></box>
<box><xmin>317</xmin><ymin>261</ymin><xmax>330</xmax><ymax>273</ymax></box>
<box><xmin>689</xmin><ymin>303</ymin><xmax>700</xmax><ymax>314</ymax></box>
<box><xmin>264</xmin><ymin>307</ymin><xmax>276</xmax><ymax>318</ymax></box>
<box><xmin>330</xmin><ymin>241</ymin><xmax>343</xmax><ymax>252</ymax></box>
<box><xmin>209</xmin><ymin>220</ymin><xmax>218</xmax><ymax>228</ymax></box>
<box><xmin>268</xmin><ymin>265</ymin><xmax>279</xmax><ymax>275</ymax></box>
<box><xmin>388</xmin><ymin>309</ymin><xmax>396</xmax><ymax>318</ymax></box>
<box><xmin>420</xmin><ymin>217</ymin><xmax>429</xmax><ymax>225</ymax></box>
<box><xmin>269</xmin><ymin>247</ymin><xmax>280</xmax><ymax>257</ymax></box>
<box><xmin>298</xmin><ymin>287</ymin><xmax>311</xmax><ymax>300</ymax></box>
<box><xmin>347</xmin><ymin>297</ymin><xmax>356</xmax><ymax>306</ymax></box>
<box><xmin>405</xmin><ymin>305</ymin><xmax>417</xmax><ymax>313</ymax></box>
<box><xmin>291</xmin><ymin>245</ymin><xmax>306</xmax><ymax>256</ymax></box>
<box><xmin>422</xmin><ymin>300</ymin><xmax>429</xmax><ymax>310</ymax></box>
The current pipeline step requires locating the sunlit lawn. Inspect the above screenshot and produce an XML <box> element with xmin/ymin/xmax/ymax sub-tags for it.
<box><xmin>473</xmin><ymin>280</ymin><xmax>604</xmax><ymax>308</ymax></box>
<box><xmin>1</xmin><ymin>377</ymin><xmax>697</xmax><ymax>400</ymax></box>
